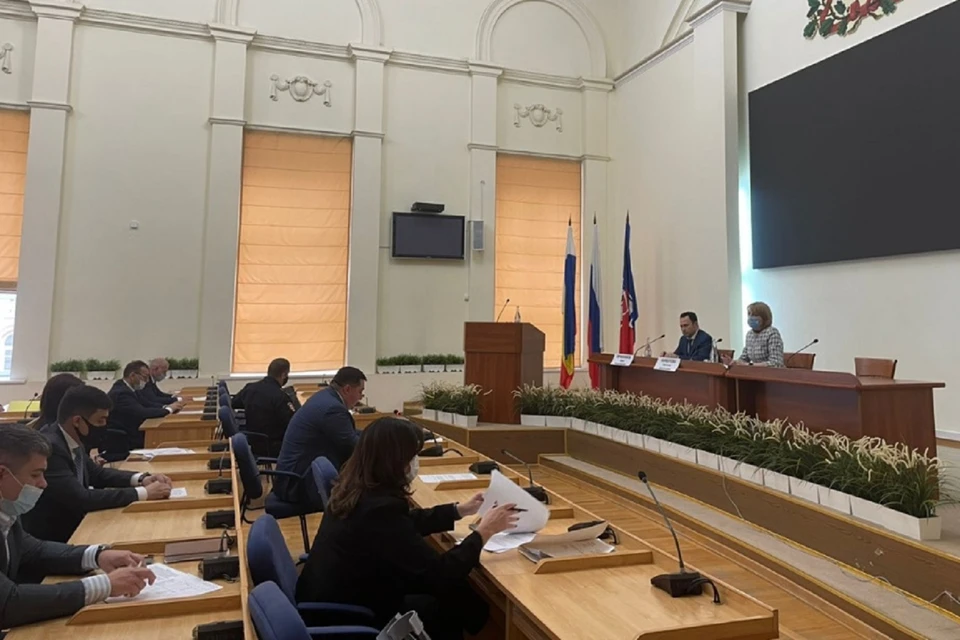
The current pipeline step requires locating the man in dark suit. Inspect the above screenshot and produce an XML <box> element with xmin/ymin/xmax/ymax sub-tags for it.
<box><xmin>106</xmin><ymin>360</ymin><xmax>182</xmax><ymax>451</ymax></box>
<box><xmin>138</xmin><ymin>358</ymin><xmax>179</xmax><ymax>408</ymax></box>
<box><xmin>0</xmin><ymin>425</ymin><xmax>156</xmax><ymax>629</ymax></box>
<box><xmin>231</xmin><ymin>358</ymin><xmax>296</xmax><ymax>457</ymax></box>
<box><xmin>274</xmin><ymin>366</ymin><xmax>366</xmax><ymax>504</ymax></box>
<box><xmin>23</xmin><ymin>386</ymin><xmax>174</xmax><ymax>544</ymax></box>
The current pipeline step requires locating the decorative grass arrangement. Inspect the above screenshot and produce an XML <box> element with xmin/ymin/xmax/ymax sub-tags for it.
<box><xmin>84</xmin><ymin>359</ymin><xmax>120</xmax><ymax>372</ymax></box>
<box><xmin>420</xmin><ymin>382</ymin><xmax>483</xmax><ymax>416</ymax></box>
<box><xmin>50</xmin><ymin>359</ymin><xmax>86</xmax><ymax>373</ymax></box>
<box><xmin>515</xmin><ymin>386</ymin><xmax>950</xmax><ymax>519</ymax></box>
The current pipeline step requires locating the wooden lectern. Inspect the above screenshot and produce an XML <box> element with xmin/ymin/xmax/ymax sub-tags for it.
<box><xmin>464</xmin><ymin>322</ymin><xmax>545</xmax><ymax>424</ymax></box>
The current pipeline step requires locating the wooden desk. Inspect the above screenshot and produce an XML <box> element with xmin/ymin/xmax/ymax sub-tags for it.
<box><xmin>140</xmin><ymin>414</ymin><xmax>217</xmax><ymax>449</ymax></box>
<box><xmin>592</xmin><ymin>354</ymin><xmax>735</xmax><ymax>410</ymax></box>
<box><xmin>6</xmin><ymin>606</ymin><xmax>244</xmax><ymax>639</ymax></box>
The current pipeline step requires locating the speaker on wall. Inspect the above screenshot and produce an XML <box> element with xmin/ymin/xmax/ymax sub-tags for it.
<box><xmin>470</xmin><ymin>220</ymin><xmax>484</xmax><ymax>251</ymax></box>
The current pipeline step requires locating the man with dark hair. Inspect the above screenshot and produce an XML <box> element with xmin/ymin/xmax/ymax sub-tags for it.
<box><xmin>0</xmin><ymin>425</ymin><xmax>156</xmax><ymax>629</ymax></box>
<box><xmin>275</xmin><ymin>366</ymin><xmax>367</xmax><ymax>504</ymax></box>
<box><xmin>666</xmin><ymin>311</ymin><xmax>714</xmax><ymax>361</ymax></box>
<box><xmin>139</xmin><ymin>358</ymin><xmax>179</xmax><ymax>408</ymax></box>
<box><xmin>231</xmin><ymin>357</ymin><xmax>297</xmax><ymax>457</ymax></box>
<box><xmin>106</xmin><ymin>360</ymin><xmax>183</xmax><ymax>451</ymax></box>
<box><xmin>23</xmin><ymin>386</ymin><xmax>174</xmax><ymax>543</ymax></box>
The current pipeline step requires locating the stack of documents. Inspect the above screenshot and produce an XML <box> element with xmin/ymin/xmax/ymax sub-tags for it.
<box><xmin>517</xmin><ymin>521</ymin><xmax>614</xmax><ymax>562</ymax></box>
<box><xmin>129</xmin><ymin>448</ymin><xmax>195</xmax><ymax>460</ymax></box>
<box><xmin>419</xmin><ymin>473</ymin><xmax>477</xmax><ymax>483</ymax></box>
<box><xmin>106</xmin><ymin>563</ymin><xmax>222</xmax><ymax>603</ymax></box>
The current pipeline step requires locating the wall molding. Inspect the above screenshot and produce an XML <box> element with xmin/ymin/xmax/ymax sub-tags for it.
<box><xmin>614</xmin><ymin>31</ymin><xmax>693</xmax><ymax>88</ymax></box>
<box><xmin>392</xmin><ymin>51</ymin><xmax>470</xmax><ymax>75</ymax></box>
<box><xmin>244</xmin><ymin>122</ymin><xmax>353</xmax><ymax>138</ymax></box>
<box><xmin>352</xmin><ymin>129</ymin><xmax>385</xmax><ymax>140</ymax></box>
<box><xmin>269</xmin><ymin>74</ymin><xmax>333</xmax><ymax>105</ymax></box>
<box><xmin>0</xmin><ymin>99</ymin><xmax>28</xmax><ymax>111</ymax></box>
<box><xmin>476</xmin><ymin>0</ymin><xmax>607</xmax><ymax>77</ymax></box>
<box><xmin>28</xmin><ymin>0</ymin><xmax>81</xmax><ymax>21</ymax></box>
<box><xmin>27</xmin><ymin>99</ymin><xmax>71</xmax><ymax>111</ymax></box>
<box><xmin>468</xmin><ymin>143</ymin><xmax>609</xmax><ymax>163</ymax></box>
<box><xmin>250</xmin><ymin>35</ymin><xmax>350</xmax><ymax>60</ymax></box>
<box><xmin>354</xmin><ymin>0</ymin><xmax>383</xmax><ymax>46</ymax></box>
<box><xmin>209</xmin><ymin>116</ymin><xmax>246</xmax><ymax>126</ymax></box>
<box><xmin>0</xmin><ymin>0</ymin><xmax>34</xmax><ymax>21</ymax></box>
<box><xmin>687</xmin><ymin>0</ymin><xmax>752</xmax><ymax>29</ymax></box>
<box><xmin>663</xmin><ymin>0</ymin><xmax>697</xmax><ymax>46</ymax></box>
<box><xmin>81</xmin><ymin>8</ymin><xmax>211</xmax><ymax>40</ymax></box>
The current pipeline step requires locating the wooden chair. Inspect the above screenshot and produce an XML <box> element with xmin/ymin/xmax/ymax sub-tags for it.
<box><xmin>784</xmin><ymin>353</ymin><xmax>816</xmax><ymax>370</ymax></box>
<box><xmin>855</xmin><ymin>357</ymin><xmax>897</xmax><ymax>379</ymax></box>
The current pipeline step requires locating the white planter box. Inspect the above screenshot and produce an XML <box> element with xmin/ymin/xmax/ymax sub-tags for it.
<box><xmin>788</xmin><ymin>477</ymin><xmax>820</xmax><ymax>504</ymax></box>
<box><xmin>612</xmin><ymin>428</ymin><xmax>630</xmax><ymax>445</ymax></box>
<box><xmin>719</xmin><ymin>457</ymin><xmax>740</xmax><ymax>476</ymax></box>
<box><xmin>789</xmin><ymin>476</ymin><xmax>820</xmax><ymax>504</ymax></box>
<box><xmin>643</xmin><ymin>436</ymin><xmax>663</xmax><ymax>453</ymax></box>
<box><xmin>738</xmin><ymin>463</ymin><xmax>765</xmax><ymax>485</ymax></box>
<box><xmin>86</xmin><ymin>370</ymin><xmax>116</xmax><ymax>381</ymax></box>
<box><xmin>626</xmin><ymin>432</ymin><xmax>644</xmax><ymax>449</ymax></box>
<box><xmin>376</xmin><ymin>365</ymin><xmax>400</xmax><ymax>374</ymax></box>
<box><xmin>596</xmin><ymin>424</ymin><xmax>615</xmax><ymax>441</ymax></box>
<box><xmin>569</xmin><ymin>418</ymin><xmax>585</xmax><ymax>432</ymax></box>
<box><xmin>400</xmin><ymin>365</ymin><xmax>422</xmax><ymax>374</ymax></box>
<box><xmin>445</xmin><ymin>364</ymin><xmax>464</xmax><ymax>373</ymax></box>
<box><xmin>850</xmin><ymin>495</ymin><xmax>887</xmax><ymax>527</ymax></box>
<box><xmin>545</xmin><ymin>416</ymin><xmax>570</xmax><ymax>428</ymax></box>
<box><xmin>422</xmin><ymin>364</ymin><xmax>445</xmax><ymax>373</ymax></box>
<box><xmin>453</xmin><ymin>413</ymin><xmax>478</xmax><ymax>428</ymax></box>
<box><xmin>436</xmin><ymin>411</ymin><xmax>453</xmax><ymax>424</ymax></box>
<box><xmin>583</xmin><ymin>421</ymin><xmax>599</xmax><ymax>435</ymax></box>
<box><xmin>818</xmin><ymin>486</ymin><xmax>852</xmax><ymax>514</ymax></box>
<box><xmin>762</xmin><ymin>469</ymin><xmax>791</xmax><ymax>495</ymax></box>
<box><xmin>169</xmin><ymin>370</ymin><xmax>191</xmax><ymax>379</ymax></box>
<box><xmin>675</xmin><ymin>445</ymin><xmax>698</xmax><ymax>464</ymax></box>
<box><xmin>520</xmin><ymin>414</ymin><xmax>547</xmax><ymax>427</ymax></box>
<box><xmin>880</xmin><ymin>509</ymin><xmax>942</xmax><ymax>541</ymax></box>
<box><xmin>420</xmin><ymin>409</ymin><xmax>437</xmax><ymax>421</ymax></box>
<box><xmin>659</xmin><ymin>441</ymin><xmax>681</xmax><ymax>459</ymax></box>
<box><xmin>696</xmin><ymin>450</ymin><xmax>720</xmax><ymax>471</ymax></box>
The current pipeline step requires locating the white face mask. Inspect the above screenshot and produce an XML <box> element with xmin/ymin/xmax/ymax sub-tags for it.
<box><xmin>0</xmin><ymin>470</ymin><xmax>43</xmax><ymax>518</ymax></box>
<box><xmin>405</xmin><ymin>456</ymin><xmax>420</xmax><ymax>484</ymax></box>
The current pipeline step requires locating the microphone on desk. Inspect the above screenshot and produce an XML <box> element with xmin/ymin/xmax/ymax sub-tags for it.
<box><xmin>784</xmin><ymin>338</ymin><xmax>819</xmax><ymax>367</ymax></box>
<box><xmin>495</xmin><ymin>298</ymin><xmax>511</xmax><ymax>322</ymax></box>
<box><xmin>637</xmin><ymin>471</ymin><xmax>720</xmax><ymax>603</ymax></box>
<box><xmin>501</xmin><ymin>449</ymin><xmax>549</xmax><ymax>504</ymax></box>
<box><xmin>22</xmin><ymin>392</ymin><xmax>39</xmax><ymax>421</ymax></box>
<box><xmin>420</xmin><ymin>430</ymin><xmax>445</xmax><ymax>457</ymax></box>
<box><xmin>635</xmin><ymin>334</ymin><xmax>666</xmax><ymax>357</ymax></box>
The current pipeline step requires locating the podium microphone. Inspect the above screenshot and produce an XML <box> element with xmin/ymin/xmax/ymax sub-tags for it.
<box><xmin>22</xmin><ymin>392</ymin><xmax>39</xmax><ymax>421</ymax></box>
<box><xmin>635</xmin><ymin>334</ymin><xmax>666</xmax><ymax>357</ymax></box>
<box><xmin>419</xmin><ymin>430</ymin><xmax>444</xmax><ymax>457</ymax></box>
<box><xmin>501</xmin><ymin>449</ymin><xmax>548</xmax><ymax>503</ymax></box>
<box><xmin>638</xmin><ymin>471</ymin><xmax>720</xmax><ymax>602</ymax></box>
<box><xmin>784</xmin><ymin>338</ymin><xmax>819</xmax><ymax>367</ymax></box>
<box><xmin>495</xmin><ymin>298</ymin><xmax>511</xmax><ymax>322</ymax></box>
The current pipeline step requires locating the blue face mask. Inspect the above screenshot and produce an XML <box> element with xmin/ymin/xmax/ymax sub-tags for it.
<box><xmin>0</xmin><ymin>469</ymin><xmax>43</xmax><ymax>518</ymax></box>
<box><xmin>747</xmin><ymin>316</ymin><xmax>762</xmax><ymax>331</ymax></box>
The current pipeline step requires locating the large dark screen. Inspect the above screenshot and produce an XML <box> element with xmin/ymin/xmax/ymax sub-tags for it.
<box><xmin>391</xmin><ymin>212</ymin><xmax>465</xmax><ymax>260</ymax></box>
<box><xmin>748</xmin><ymin>1</ymin><xmax>960</xmax><ymax>269</ymax></box>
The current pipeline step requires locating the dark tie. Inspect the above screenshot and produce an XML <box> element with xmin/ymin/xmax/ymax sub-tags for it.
<box><xmin>74</xmin><ymin>447</ymin><xmax>86</xmax><ymax>486</ymax></box>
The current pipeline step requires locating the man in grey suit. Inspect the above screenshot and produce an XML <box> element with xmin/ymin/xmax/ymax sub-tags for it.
<box><xmin>0</xmin><ymin>425</ymin><xmax>157</xmax><ymax>629</ymax></box>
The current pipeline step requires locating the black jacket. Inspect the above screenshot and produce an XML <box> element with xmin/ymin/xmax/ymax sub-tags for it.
<box><xmin>275</xmin><ymin>387</ymin><xmax>358</xmax><ymax>503</ymax></box>
<box><xmin>295</xmin><ymin>490</ymin><xmax>483</xmax><ymax>622</ymax></box>
<box><xmin>0</xmin><ymin>518</ymin><xmax>89</xmax><ymax>628</ymax></box>
<box><xmin>139</xmin><ymin>377</ymin><xmax>177</xmax><ymax>408</ymax></box>
<box><xmin>106</xmin><ymin>380</ymin><xmax>168</xmax><ymax>450</ymax></box>
<box><xmin>231</xmin><ymin>377</ymin><xmax>295</xmax><ymax>457</ymax></box>
<box><xmin>23</xmin><ymin>423</ymin><xmax>141</xmax><ymax>543</ymax></box>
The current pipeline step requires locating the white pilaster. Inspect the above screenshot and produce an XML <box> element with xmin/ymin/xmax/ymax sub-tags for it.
<box><xmin>197</xmin><ymin>24</ymin><xmax>254</xmax><ymax>376</ymax></box>
<box><xmin>12</xmin><ymin>0</ymin><xmax>81</xmax><ymax>381</ymax></box>
<box><xmin>347</xmin><ymin>45</ymin><xmax>389</xmax><ymax>371</ymax></box>
<box><xmin>467</xmin><ymin>63</ymin><xmax>501</xmax><ymax>322</ymax></box>
<box><xmin>690</xmin><ymin>1</ymin><xmax>747</xmax><ymax>348</ymax></box>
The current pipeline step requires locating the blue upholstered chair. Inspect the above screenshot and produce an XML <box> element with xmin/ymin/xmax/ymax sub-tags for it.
<box><xmin>311</xmin><ymin>457</ymin><xmax>338</xmax><ymax>510</ymax></box>
<box><xmin>249</xmin><ymin>581</ymin><xmax>379</xmax><ymax>639</ymax></box>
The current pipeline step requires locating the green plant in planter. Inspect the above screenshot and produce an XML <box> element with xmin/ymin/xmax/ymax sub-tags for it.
<box><xmin>84</xmin><ymin>359</ymin><xmax>116</xmax><ymax>372</ymax></box>
<box><xmin>420</xmin><ymin>381</ymin><xmax>453</xmax><ymax>410</ymax></box>
<box><xmin>50</xmin><ymin>359</ymin><xmax>85</xmax><ymax>374</ymax></box>
<box><xmin>422</xmin><ymin>354</ymin><xmax>447</xmax><ymax>366</ymax></box>
<box><xmin>182</xmin><ymin>358</ymin><xmax>199</xmax><ymax>371</ymax></box>
<box><xmin>450</xmin><ymin>384</ymin><xmax>483</xmax><ymax>416</ymax></box>
<box><xmin>443</xmin><ymin>354</ymin><xmax>465</xmax><ymax>365</ymax></box>
<box><xmin>376</xmin><ymin>356</ymin><xmax>395</xmax><ymax>367</ymax></box>
<box><xmin>513</xmin><ymin>383</ymin><xmax>547</xmax><ymax>415</ymax></box>
<box><xmin>392</xmin><ymin>354</ymin><xmax>422</xmax><ymax>367</ymax></box>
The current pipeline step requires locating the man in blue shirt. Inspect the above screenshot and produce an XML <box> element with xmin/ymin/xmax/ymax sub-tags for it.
<box><xmin>668</xmin><ymin>311</ymin><xmax>713</xmax><ymax>361</ymax></box>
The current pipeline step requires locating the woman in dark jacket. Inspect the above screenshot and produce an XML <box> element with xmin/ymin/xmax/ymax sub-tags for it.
<box><xmin>28</xmin><ymin>373</ymin><xmax>84</xmax><ymax>430</ymax></box>
<box><xmin>296</xmin><ymin>417</ymin><xmax>517</xmax><ymax>639</ymax></box>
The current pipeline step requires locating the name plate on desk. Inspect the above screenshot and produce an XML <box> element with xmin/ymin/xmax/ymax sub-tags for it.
<box><xmin>610</xmin><ymin>353</ymin><xmax>635</xmax><ymax>367</ymax></box>
<box><xmin>654</xmin><ymin>357</ymin><xmax>681</xmax><ymax>372</ymax></box>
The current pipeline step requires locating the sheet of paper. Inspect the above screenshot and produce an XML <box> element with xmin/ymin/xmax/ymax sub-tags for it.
<box><xmin>483</xmin><ymin>532</ymin><xmax>536</xmax><ymax>553</ymax></box>
<box><xmin>476</xmin><ymin>470</ymin><xmax>550</xmax><ymax>534</ymax></box>
<box><xmin>179</xmin><ymin>409</ymin><xmax>204</xmax><ymax>415</ymax></box>
<box><xmin>129</xmin><ymin>448</ymin><xmax>194</xmax><ymax>459</ymax></box>
<box><xmin>529</xmin><ymin>521</ymin><xmax>608</xmax><ymax>545</ymax></box>
<box><xmin>169</xmin><ymin>487</ymin><xmax>188</xmax><ymax>498</ymax></box>
<box><xmin>528</xmin><ymin>538</ymin><xmax>615</xmax><ymax>559</ymax></box>
<box><xmin>105</xmin><ymin>563</ymin><xmax>222</xmax><ymax>603</ymax></box>
<box><xmin>418</xmin><ymin>473</ymin><xmax>477</xmax><ymax>483</ymax></box>
<box><xmin>192</xmin><ymin>396</ymin><xmax>207</xmax><ymax>401</ymax></box>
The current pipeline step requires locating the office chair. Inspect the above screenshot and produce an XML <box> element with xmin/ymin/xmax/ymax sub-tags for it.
<box><xmin>249</xmin><ymin>581</ymin><xmax>379</xmax><ymax>639</ymax></box>
<box><xmin>311</xmin><ymin>457</ymin><xmax>338</xmax><ymax>510</ymax></box>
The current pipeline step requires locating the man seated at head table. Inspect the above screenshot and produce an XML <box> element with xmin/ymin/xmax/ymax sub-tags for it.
<box><xmin>106</xmin><ymin>360</ymin><xmax>183</xmax><ymax>451</ymax></box>
<box><xmin>0</xmin><ymin>425</ymin><xmax>156</xmax><ymax>630</ymax></box>
<box><xmin>22</xmin><ymin>386</ymin><xmax>173</xmax><ymax>545</ymax></box>
<box><xmin>137</xmin><ymin>358</ymin><xmax>180</xmax><ymax>408</ymax></box>
<box><xmin>664</xmin><ymin>311</ymin><xmax>714</xmax><ymax>361</ymax></box>
<box><xmin>231</xmin><ymin>357</ymin><xmax>297</xmax><ymax>458</ymax></box>
<box><xmin>274</xmin><ymin>366</ymin><xmax>367</xmax><ymax>506</ymax></box>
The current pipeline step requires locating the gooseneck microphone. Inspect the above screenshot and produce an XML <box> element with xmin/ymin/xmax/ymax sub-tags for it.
<box><xmin>635</xmin><ymin>334</ymin><xmax>666</xmax><ymax>357</ymax></box>
<box><xmin>495</xmin><ymin>298</ymin><xmax>511</xmax><ymax>322</ymax></box>
<box><xmin>419</xmin><ymin>430</ymin><xmax>444</xmax><ymax>457</ymax></box>
<box><xmin>638</xmin><ymin>471</ymin><xmax>720</xmax><ymax>603</ymax></box>
<box><xmin>501</xmin><ymin>449</ymin><xmax>548</xmax><ymax>504</ymax></box>
<box><xmin>22</xmin><ymin>392</ymin><xmax>39</xmax><ymax>421</ymax></box>
<box><xmin>784</xmin><ymin>338</ymin><xmax>819</xmax><ymax>367</ymax></box>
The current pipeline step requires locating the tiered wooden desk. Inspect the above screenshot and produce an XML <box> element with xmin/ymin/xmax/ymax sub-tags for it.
<box><xmin>590</xmin><ymin>353</ymin><xmax>943</xmax><ymax>455</ymax></box>
<box><xmin>141</xmin><ymin>412</ymin><xmax>218</xmax><ymax>449</ymax></box>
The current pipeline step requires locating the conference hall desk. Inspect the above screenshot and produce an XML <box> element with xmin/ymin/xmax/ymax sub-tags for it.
<box><xmin>591</xmin><ymin>354</ymin><xmax>943</xmax><ymax>455</ymax></box>
<box><xmin>407</xmin><ymin>455</ymin><xmax>778</xmax><ymax>639</ymax></box>
<box><xmin>141</xmin><ymin>411</ymin><xmax>218</xmax><ymax>449</ymax></box>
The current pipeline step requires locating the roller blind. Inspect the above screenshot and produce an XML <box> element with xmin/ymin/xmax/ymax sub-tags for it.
<box><xmin>495</xmin><ymin>154</ymin><xmax>582</xmax><ymax>369</ymax></box>
<box><xmin>0</xmin><ymin>111</ymin><xmax>28</xmax><ymax>289</ymax></box>
<box><xmin>233</xmin><ymin>131</ymin><xmax>352</xmax><ymax>373</ymax></box>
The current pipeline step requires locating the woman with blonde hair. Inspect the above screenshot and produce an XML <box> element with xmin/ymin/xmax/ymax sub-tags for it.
<box><xmin>724</xmin><ymin>301</ymin><xmax>785</xmax><ymax>368</ymax></box>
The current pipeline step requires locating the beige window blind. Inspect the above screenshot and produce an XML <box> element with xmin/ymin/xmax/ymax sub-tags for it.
<box><xmin>0</xmin><ymin>111</ymin><xmax>29</xmax><ymax>289</ymax></box>
<box><xmin>233</xmin><ymin>131</ymin><xmax>352</xmax><ymax>373</ymax></box>
<box><xmin>495</xmin><ymin>154</ymin><xmax>582</xmax><ymax>369</ymax></box>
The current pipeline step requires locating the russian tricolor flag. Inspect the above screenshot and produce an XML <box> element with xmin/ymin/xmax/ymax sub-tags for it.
<box><xmin>560</xmin><ymin>221</ymin><xmax>577</xmax><ymax>389</ymax></box>
<box><xmin>588</xmin><ymin>215</ymin><xmax>602</xmax><ymax>388</ymax></box>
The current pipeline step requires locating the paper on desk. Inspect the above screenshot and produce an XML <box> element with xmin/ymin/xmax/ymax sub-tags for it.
<box><xmin>105</xmin><ymin>563</ymin><xmax>221</xmax><ymax>603</ymax></box>
<box><xmin>518</xmin><ymin>522</ymin><xmax>614</xmax><ymax>561</ymax></box>
<box><xmin>528</xmin><ymin>521</ymin><xmax>608</xmax><ymax>545</ymax></box>
<box><xmin>483</xmin><ymin>532</ymin><xmax>536</xmax><ymax>553</ymax></box>
<box><xmin>192</xmin><ymin>396</ymin><xmax>207</xmax><ymax>401</ymax></box>
<box><xmin>476</xmin><ymin>470</ymin><xmax>549</xmax><ymax>534</ymax></box>
<box><xmin>179</xmin><ymin>409</ymin><xmax>204</xmax><ymax>415</ymax></box>
<box><xmin>419</xmin><ymin>473</ymin><xmax>477</xmax><ymax>483</ymax></box>
<box><xmin>129</xmin><ymin>448</ymin><xmax>195</xmax><ymax>460</ymax></box>
<box><xmin>170</xmin><ymin>487</ymin><xmax>188</xmax><ymax>498</ymax></box>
